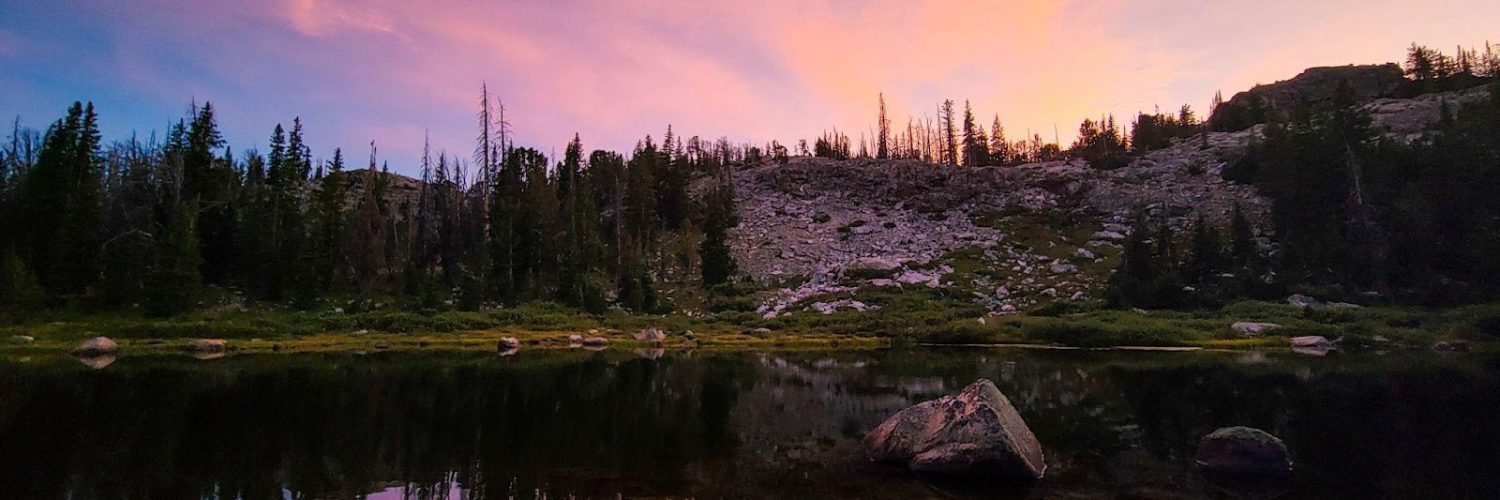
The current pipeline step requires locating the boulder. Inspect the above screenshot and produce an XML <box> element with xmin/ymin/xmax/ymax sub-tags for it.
<box><xmin>581</xmin><ymin>337</ymin><xmax>609</xmax><ymax>347</ymax></box>
<box><xmin>1289</xmin><ymin>336</ymin><xmax>1333</xmax><ymax>349</ymax></box>
<box><xmin>849</xmin><ymin>256</ymin><xmax>901</xmax><ymax>272</ymax></box>
<box><xmin>1092</xmin><ymin>230</ymin><xmax>1126</xmax><ymax>241</ymax></box>
<box><xmin>10</xmin><ymin>335</ymin><xmax>35</xmax><ymax>344</ymax></box>
<box><xmin>187</xmin><ymin>339</ymin><xmax>228</xmax><ymax>352</ymax></box>
<box><xmin>1231</xmin><ymin>322</ymin><xmax>1281</xmax><ymax>336</ymax></box>
<box><xmin>498</xmin><ymin>337</ymin><xmax>521</xmax><ymax>350</ymax></box>
<box><xmin>633</xmin><ymin>328</ymin><xmax>666</xmax><ymax>343</ymax></box>
<box><xmin>77</xmin><ymin>354</ymin><xmax>117</xmax><ymax>369</ymax></box>
<box><xmin>1048</xmin><ymin>260</ymin><xmax>1077</xmax><ymax>274</ymax></box>
<box><xmin>1195</xmin><ymin>426</ymin><xmax>1293</xmax><ymax>474</ymax></box>
<box><xmin>864</xmin><ymin>379</ymin><xmax>1046</xmax><ymax>479</ymax></box>
<box><xmin>567</xmin><ymin>334</ymin><xmax>583</xmax><ymax>347</ymax></box>
<box><xmin>72</xmin><ymin>336</ymin><xmax>119</xmax><ymax>357</ymax></box>
<box><xmin>1286</xmin><ymin>294</ymin><xmax>1320</xmax><ymax>308</ymax></box>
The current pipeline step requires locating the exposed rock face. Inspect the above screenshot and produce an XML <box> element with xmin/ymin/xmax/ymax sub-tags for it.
<box><xmin>730</xmin><ymin>148</ymin><xmax>1273</xmax><ymax>315</ymax></box>
<box><xmin>864</xmin><ymin>379</ymin><xmax>1046</xmax><ymax>479</ymax></box>
<box><xmin>1364</xmin><ymin>86</ymin><xmax>1493</xmax><ymax>141</ymax></box>
<box><xmin>1224</xmin><ymin>64</ymin><xmax>1406</xmax><ymax>115</ymax></box>
<box><xmin>72</xmin><ymin>337</ymin><xmax>119</xmax><ymax>357</ymax></box>
<box><xmin>1196</xmin><ymin>426</ymin><xmax>1293</xmax><ymax>474</ymax></box>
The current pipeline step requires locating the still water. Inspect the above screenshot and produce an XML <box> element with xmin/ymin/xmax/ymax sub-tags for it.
<box><xmin>0</xmin><ymin>348</ymin><xmax>1496</xmax><ymax>499</ymax></box>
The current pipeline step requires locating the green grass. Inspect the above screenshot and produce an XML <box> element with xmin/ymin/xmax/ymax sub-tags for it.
<box><xmin>2</xmin><ymin>291</ymin><xmax>1496</xmax><ymax>353</ymax></box>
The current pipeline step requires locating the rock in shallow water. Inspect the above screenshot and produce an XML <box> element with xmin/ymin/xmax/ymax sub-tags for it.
<box><xmin>72</xmin><ymin>336</ymin><xmax>119</xmax><ymax>357</ymax></box>
<box><xmin>1195</xmin><ymin>426</ymin><xmax>1293</xmax><ymax>474</ymax></box>
<box><xmin>864</xmin><ymin>379</ymin><xmax>1046</xmax><ymax>479</ymax></box>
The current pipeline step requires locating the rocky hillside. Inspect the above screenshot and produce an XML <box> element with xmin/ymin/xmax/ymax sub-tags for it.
<box><xmin>728</xmin><ymin>129</ymin><xmax>1271</xmax><ymax>318</ymax></box>
<box><xmin>1224</xmin><ymin>64</ymin><xmax>1407</xmax><ymax>114</ymax></box>
<box><xmin>729</xmin><ymin>83</ymin><xmax>1494</xmax><ymax>318</ymax></box>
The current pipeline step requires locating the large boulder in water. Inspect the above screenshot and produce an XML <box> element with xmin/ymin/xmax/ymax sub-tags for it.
<box><xmin>1196</xmin><ymin>426</ymin><xmax>1293</xmax><ymax>474</ymax></box>
<box><xmin>864</xmin><ymin>379</ymin><xmax>1046</xmax><ymax>479</ymax></box>
<box><xmin>72</xmin><ymin>336</ymin><xmax>119</xmax><ymax>357</ymax></box>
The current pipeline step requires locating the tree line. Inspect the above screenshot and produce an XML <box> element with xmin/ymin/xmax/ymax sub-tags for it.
<box><xmin>810</xmin><ymin>93</ymin><xmax>1203</xmax><ymax>170</ymax></box>
<box><xmin>0</xmin><ymin>87</ymin><xmax>744</xmax><ymax>315</ymax></box>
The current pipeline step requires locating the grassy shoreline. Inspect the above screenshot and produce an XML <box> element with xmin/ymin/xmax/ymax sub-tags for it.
<box><xmin>3</xmin><ymin>296</ymin><xmax>1497</xmax><ymax>355</ymax></box>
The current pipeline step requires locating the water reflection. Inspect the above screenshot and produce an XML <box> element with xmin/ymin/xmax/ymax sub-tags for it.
<box><xmin>0</xmin><ymin>348</ymin><xmax>1496</xmax><ymax>499</ymax></box>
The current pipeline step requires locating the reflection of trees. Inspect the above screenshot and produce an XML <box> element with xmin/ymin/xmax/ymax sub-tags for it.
<box><xmin>0</xmin><ymin>353</ymin><xmax>756</xmax><ymax>499</ymax></box>
<box><xmin>0</xmin><ymin>350</ymin><xmax>1495</xmax><ymax>499</ymax></box>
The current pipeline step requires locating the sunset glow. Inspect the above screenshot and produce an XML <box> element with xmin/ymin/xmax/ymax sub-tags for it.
<box><xmin>2</xmin><ymin>0</ymin><xmax>1496</xmax><ymax>171</ymax></box>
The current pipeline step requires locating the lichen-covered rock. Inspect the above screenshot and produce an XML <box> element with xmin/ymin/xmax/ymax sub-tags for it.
<box><xmin>72</xmin><ymin>336</ymin><xmax>119</xmax><ymax>357</ymax></box>
<box><xmin>1196</xmin><ymin>426</ymin><xmax>1293</xmax><ymax>474</ymax></box>
<box><xmin>864</xmin><ymin>379</ymin><xmax>1046</xmax><ymax>479</ymax></box>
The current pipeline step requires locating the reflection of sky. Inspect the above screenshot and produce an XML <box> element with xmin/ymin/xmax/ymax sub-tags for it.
<box><xmin>4</xmin><ymin>1</ymin><xmax>1495</xmax><ymax>174</ymax></box>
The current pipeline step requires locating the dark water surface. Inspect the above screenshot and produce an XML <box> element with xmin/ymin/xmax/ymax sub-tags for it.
<box><xmin>1</xmin><ymin>348</ymin><xmax>1497</xmax><ymax>499</ymax></box>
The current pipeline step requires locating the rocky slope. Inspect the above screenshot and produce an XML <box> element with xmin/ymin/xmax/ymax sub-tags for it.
<box><xmin>728</xmin><ymin>84</ymin><xmax>1494</xmax><ymax>317</ymax></box>
<box><xmin>1224</xmin><ymin>64</ymin><xmax>1406</xmax><ymax>114</ymax></box>
<box><xmin>729</xmin><ymin>128</ymin><xmax>1272</xmax><ymax>317</ymax></box>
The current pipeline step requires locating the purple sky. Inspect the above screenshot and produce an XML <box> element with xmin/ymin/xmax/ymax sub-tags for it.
<box><xmin>2</xmin><ymin>0</ymin><xmax>1496</xmax><ymax>175</ymax></box>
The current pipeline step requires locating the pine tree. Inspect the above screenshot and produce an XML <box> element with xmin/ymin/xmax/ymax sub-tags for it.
<box><xmin>940</xmin><ymin>99</ymin><xmax>957</xmax><ymax>165</ymax></box>
<box><xmin>145</xmin><ymin>198</ymin><xmax>202</xmax><ymax>316</ymax></box>
<box><xmin>876</xmin><ymin>93</ymin><xmax>890</xmax><ymax>159</ymax></box>
<box><xmin>699</xmin><ymin>171</ymin><xmax>738</xmax><ymax>288</ymax></box>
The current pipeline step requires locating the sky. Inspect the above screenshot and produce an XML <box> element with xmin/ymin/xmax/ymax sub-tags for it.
<box><xmin>1</xmin><ymin>0</ymin><xmax>1496</xmax><ymax>175</ymax></box>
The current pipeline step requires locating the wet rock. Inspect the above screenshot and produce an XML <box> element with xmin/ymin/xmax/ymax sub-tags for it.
<box><xmin>1195</xmin><ymin>426</ymin><xmax>1293</xmax><ymax>474</ymax></box>
<box><xmin>77</xmin><ymin>354</ymin><xmax>117</xmax><ymax>369</ymax></box>
<box><xmin>864</xmin><ymin>379</ymin><xmax>1046</xmax><ymax>479</ymax></box>
<box><xmin>72</xmin><ymin>336</ymin><xmax>119</xmax><ymax>357</ymax></box>
<box><xmin>633</xmin><ymin>328</ymin><xmax>666</xmax><ymax>343</ymax></box>
<box><xmin>497</xmin><ymin>337</ymin><xmax>521</xmax><ymax>350</ymax></box>
<box><xmin>1231</xmin><ymin>322</ymin><xmax>1281</xmax><ymax>336</ymax></box>
<box><xmin>567</xmin><ymin>334</ymin><xmax>583</xmax><ymax>347</ymax></box>
<box><xmin>187</xmin><ymin>339</ymin><xmax>228</xmax><ymax>352</ymax></box>
<box><xmin>1289</xmin><ymin>336</ymin><xmax>1333</xmax><ymax>349</ymax></box>
<box><xmin>581</xmin><ymin>337</ymin><xmax>609</xmax><ymax>348</ymax></box>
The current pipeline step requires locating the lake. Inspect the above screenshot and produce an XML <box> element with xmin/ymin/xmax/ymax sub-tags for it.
<box><xmin>0</xmin><ymin>347</ymin><xmax>1496</xmax><ymax>499</ymax></box>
